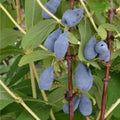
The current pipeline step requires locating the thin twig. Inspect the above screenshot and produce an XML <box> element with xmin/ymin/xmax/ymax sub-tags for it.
<box><xmin>79</xmin><ymin>0</ymin><xmax>98</xmax><ymax>32</ymax></box>
<box><xmin>39</xmin><ymin>45</ymin><xmax>48</xmax><ymax>51</ymax></box>
<box><xmin>36</xmin><ymin>0</ymin><xmax>62</xmax><ymax>25</ymax></box>
<box><xmin>0</xmin><ymin>80</ymin><xmax>41</xmax><ymax>120</ymax></box>
<box><xmin>2</xmin><ymin>60</ymin><xmax>7</xmax><ymax>66</ymax></box>
<box><xmin>12</xmin><ymin>0</ymin><xmax>16</xmax><ymax>9</ymax></box>
<box><xmin>0</xmin><ymin>3</ymin><xmax>26</xmax><ymax>34</ymax></box>
<box><xmin>115</xmin><ymin>33</ymin><xmax>120</xmax><ymax>38</ymax></box>
<box><xmin>85</xmin><ymin>116</ymin><xmax>90</xmax><ymax>120</ymax></box>
<box><xmin>105</xmin><ymin>98</ymin><xmax>120</xmax><ymax>119</ymax></box>
<box><xmin>29</xmin><ymin>63</ymin><xmax>37</xmax><ymax>98</ymax></box>
<box><xmin>96</xmin><ymin>111</ymin><xmax>101</xmax><ymax>120</ymax></box>
<box><xmin>67</xmin><ymin>47</ymin><xmax>74</xmax><ymax>120</ymax></box>
<box><xmin>66</xmin><ymin>1</ymin><xmax>75</xmax><ymax>120</ymax></box>
<box><xmin>100</xmin><ymin>0</ymin><xmax>114</xmax><ymax>120</ymax></box>
<box><xmin>100</xmin><ymin>82</ymin><xmax>108</xmax><ymax>120</ymax></box>
<box><xmin>16</xmin><ymin>0</ymin><xmax>22</xmax><ymax>24</ymax></box>
<box><xmin>31</xmin><ymin>63</ymin><xmax>56</xmax><ymax>120</ymax></box>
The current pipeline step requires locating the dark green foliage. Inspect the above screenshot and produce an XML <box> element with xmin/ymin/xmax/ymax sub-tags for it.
<box><xmin>0</xmin><ymin>0</ymin><xmax>120</xmax><ymax>120</ymax></box>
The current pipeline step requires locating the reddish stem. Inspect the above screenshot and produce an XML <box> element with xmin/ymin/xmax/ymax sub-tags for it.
<box><xmin>66</xmin><ymin>1</ymin><xmax>75</xmax><ymax>120</ymax></box>
<box><xmin>100</xmin><ymin>0</ymin><xmax>115</xmax><ymax>119</ymax></box>
<box><xmin>67</xmin><ymin>46</ymin><xmax>74</xmax><ymax>120</ymax></box>
<box><xmin>86</xmin><ymin>116</ymin><xmax>90</xmax><ymax>120</ymax></box>
<box><xmin>71</xmin><ymin>0</ymin><xmax>75</xmax><ymax>9</ymax></box>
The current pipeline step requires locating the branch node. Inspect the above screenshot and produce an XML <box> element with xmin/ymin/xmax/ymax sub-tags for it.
<box><xmin>108</xmin><ymin>8</ymin><xmax>116</xmax><ymax>15</ymax></box>
<box><xmin>102</xmin><ymin>77</ymin><xmax>111</xmax><ymax>82</ymax></box>
<box><xmin>64</xmin><ymin>91</ymin><xmax>76</xmax><ymax>101</ymax></box>
<box><xmin>65</xmin><ymin>55</ymin><xmax>76</xmax><ymax>60</ymax></box>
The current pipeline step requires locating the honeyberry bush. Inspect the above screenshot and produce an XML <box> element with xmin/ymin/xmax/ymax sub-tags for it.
<box><xmin>0</xmin><ymin>0</ymin><xmax>120</xmax><ymax>120</ymax></box>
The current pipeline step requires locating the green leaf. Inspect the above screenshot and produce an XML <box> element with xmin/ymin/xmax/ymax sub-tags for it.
<box><xmin>55</xmin><ymin>109</ymin><xmax>85</xmax><ymax>120</ymax></box>
<box><xmin>0</xmin><ymin>85</ymin><xmax>15</xmax><ymax>110</ymax></box>
<box><xmin>88</xmin><ymin>61</ymin><xmax>101</xmax><ymax>70</ymax></box>
<box><xmin>0</xmin><ymin>65</ymin><xmax>9</xmax><ymax>74</ymax></box>
<box><xmin>93</xmin><ymin>13</ymin><xmax>106</xmax><ymax>26</ymax></box>
<box><xmin>0</xmin><ymin>46</ymin><xmax>24</xmax><ymax>60</ymax></box>
<box><xmin>1</xmin><ymin>102</ymin><xmax>23</xmax><ymax>118</ymax></box>
<box><xmin>111</xmin><ymin>56</ymin><xmax>120</xmax><ymax>72</ymax></box>
<box><xmin>101</xmin><ymin>23</ymin><xmax>119</xmax><ymax>33</ymax></box>
<box><xmin>107</xmin><ymin>73</ymin><xmax>120</xmax><ymax>118</ymax></box>
<box><xmin>0</xmin><ymin>29</ymin><xmax>23</xmax><ymax>49</ymax></box>
<box><xmin>78</xmin><ymin>18</ymin><xmax>95</xmax><ymax>61</ymax></box>
<box><xmin>21</xmin><ymin>19</ymin><xmax>57</xmax><ymax>50</ymax></box>
<box><xmin>97</xmin><ymin>26</ymin><xmax>107</xmax><ymax>40</ymax></box>
<box><xmin>5</xmin><ymin>56</ymin><xmax>21</xmax><ymax>84</ymax></box>
<box><xmin>25</xmin><ymin>0</ymin><xmax>47</xmax><ymax>29</ymax></box>
<box><xmin>115</xmin><ymin>39</ymin><xmax>120</xmax><ymax>49</ymax></box>
<box><xmin>0</xmin><ymin>100</ymin><xmax>14</xmax><ymax>110</ymax></box>
<box><xmin>0</xmin><ymin>112</ymin><xmax>16</xmax><ymax>120</ymax></box>
<box><xmin>17</xmin><ymin>103</ymin><xmax>51</xmax><ymax>120</ymax></box>
<box><xmin>87</xmin><ymin>0</ymin><xmax>109</xmax><ymax>13</ymax></box>
<box><xmin>0</xmin><ymin>2</ymin><xmax>16</xmax><ymax>30</ymax></box>
<box><xmin>8</xmin><ymin>65</ymin><xmax>29</xmax><ymax>86</ymax></box>
<box><xmin>67</xmin><ymin>32</ymin><xmax>79</xmax><ymax>44</ymax></box>
<box><xmin>19</xmin><ymin>50</ymin><xmax>54</xmax><ymax>66</ymax></box>
<box><xmin>90</xmin><ymin>75</ymin><xmax>103</xmax><ymax>108</ymax></box>
<box><xmin>0</xmin><ymin>0</ymin><xmax>4</xmax><ymax>3</ymax></box>
<box><xmin>48</xmin><ymin>88</ymin><xmax>64</xmax><ymax>112</ymax></box>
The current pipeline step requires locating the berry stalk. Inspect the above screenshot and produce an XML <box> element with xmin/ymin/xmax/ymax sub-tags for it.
<box><xmin>100</xmin><ymin>0</ymin><xmax>115</xmax><ymax>119</ymax></box>
<box><xmin>66</xmin><ymin>1</ymin><xmax>75</xmax><ymax>120</ymax></box>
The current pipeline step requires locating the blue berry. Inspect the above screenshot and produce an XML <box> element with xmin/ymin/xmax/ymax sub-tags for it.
<box><xmin>44</xmin><ymin>28</ymin><xmax>62</xmax><ymax>52</ymax></box>
<box><xmin>84</xmin><ymin>38</ymin><xmax>97</xmax><ymax>60</ymax></box>
<box><xmin>75</xmin><ymin>63</ymin><xmax>93</xmax><ymax>91</ymax></box>
<box><xmin>62</xmin><ymin>8</ymin><xmax>84</xmax><ymax>27</ymax></box>
<box><xmin>98</xmin><ymin>52</ymin><xmax>110</xmax><ymax>62</ymax></box>
<box><xmin>95</xmin><ymin>40</ymin><xmax>110</xmax><ymax>62</ymax></box>
<box><xmin>54</xmin><ymin>31</ymin><xmax>69</xmax><ymax>59</ymax></box>
<box><xmin>38</xmin><ymin>66</ymin><xmax>54</xmax><ymax>90</ymax></box>
<box><xmin>79</xmin><ymin>94</ymin><xmax>92</xmax><ymax>116</ymax></box>
<box><xmin>62</xmin><ymin>103</ymin><xmax>69</xmax><ymax>114</ymax></box>
<box><xmin>63</xmin><ymin>96</ymin><xmax>81</xmax><ymax>114</ymax></box>
<box><xmin>42</xmin><ymin>0</ymin><xmax>61</xmax><ymax>19</ymax></box>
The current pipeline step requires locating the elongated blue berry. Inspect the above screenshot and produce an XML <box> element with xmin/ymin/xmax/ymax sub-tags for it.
<box><xmin>79</xmin><ymin>94</ymin><xmax>92</xmax><ymax>116</ymax></box>
<box><xmin>54</xmin><ymin>31</ymin><xmax>69</xmax><ymax>59</ymax></box>
<box><xmin>84</xmin><ymin>38</ymin><xmax>97</xmax><ymax>60</ymax></box>
<box><xmin>62</xmin><ymin>8</ymin><xmax>84</xmax><ymax>27</ymax></box>
<box><xmin>42</xmin><ymin>0</ymin><xmax>61</xmax><ymax>19</ymax></box>
<box><xmin>39</xmin><ymin>66</ymin><xmax>54</xmax><ymax>90</ymax></box>
<box><xmin>63</xmin><ymin>96</ymin><xmax>81</xmax><ymax>114</ymax></box>
<box><xmin>75</xmin><ymin>63</ymin><xmax>93</xmax><ymax>91</ymax></box>
<box><xmin>44</xmin><ymin>28</ymin><xmax>62</xmax><ymax>52</ymax></box>
<box><xmin>95</xmin><ymin>40</ymin><xmax>110</xmax><ymax>62</ymax></box>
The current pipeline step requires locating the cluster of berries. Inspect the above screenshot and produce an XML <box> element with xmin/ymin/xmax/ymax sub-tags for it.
<box><xmin>84</xmin><ymin>38</ymin><xmax>110</xmax><ymax>62</ymax></box>
<box><xmin>39</xmin><ymin>0</ymin><xmax>93</xmax><ymax>117</ymax></box>
<box><xmin>63</xmin><ymin>94</ymin><xmax>92</xmax><ymax>116</ymax></box>
<box><xmin>39</xmin><ymin>0</ymin><xmax>84</xmax><ymax>90</ymax></box>
<box><xmin>62</xmin><ymin>62</ymin><xmax>93</xmax><ymax>116</ymax></box>
<box><xmin>42</xmin><ymin>0</ymin><xmax>84</xmax><ymax>27</ymax></box>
